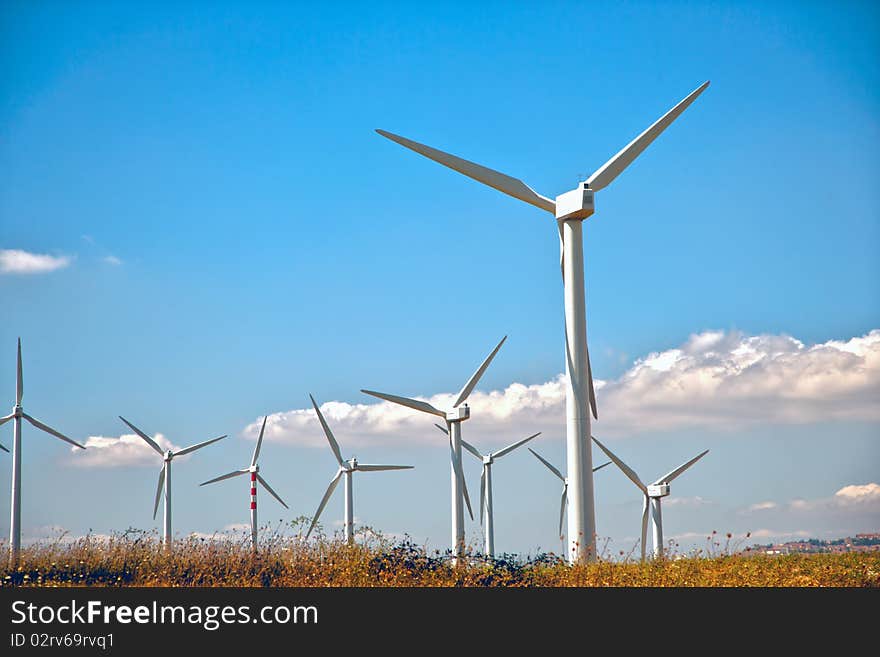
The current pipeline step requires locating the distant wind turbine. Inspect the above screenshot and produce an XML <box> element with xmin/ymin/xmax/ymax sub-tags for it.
<box><xmin>0</xmin><ymin>338</ymin><xmax>86</xmax><ymax>562</ymax></box>
<box><xmin>200</xmin><ymin>416</ymin><xmax>288</xmax><ymax>549</ymax></box>
<box><xmin>119</xmin><ymin>416</ymin><xmax>225</xmax><ymax>550</ymax></box>
<box><xmin>592</xmin><ymin>436</ymin><xmax>709</xmax><ymax>560</ymax></box>
<box><xmin>375</xmin><ymin>81</ymin><xmax>710</xmax><ymax>561</ymax></box>
<box><xmin>435</xmin><ymin>423</ymin><xmax>540</xmax><ymax>558</ymax></box>
<box><xmin>529</xmin><ymin>448</ymin><xmax>610</xmax><ymax>542</ymax></box>
<box><xmin>362</xmin><ymin>335</ymin><xmax>506</xmax><ymax>559</ymax></box>
<box><xmin>305</xmin><ymin>395</ymin><xmax>413</xmax><ymax>544</ymax></box>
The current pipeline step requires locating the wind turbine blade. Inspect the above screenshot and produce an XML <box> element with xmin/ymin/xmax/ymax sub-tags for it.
<box><xmin>494</xmin><ymin>432</ymin><xmax>541</xmax><ymax>459</ymax></box>
<box><xmin>593</xmin><ymin>460</ymin><xmax>612</xmax><ymax>473</ymax></box>
<box><xmin>479</xmin><ymin>467</ymin><xmax>486</xmax><ymax>526</ymax></box>
<box><xmin>460</xmin><ymin>439</ymin><xmax>483</xmax><ymax>460</ymax></box>
<box><xmin>591</xmin><ymin>436</ymin><xmax>646</xmax><ymax>493</ymax></box>
<box><xmin>22</xmin><ymin>413</ymin><xmax>85</xmax><ymax>449</ymax></box>
<box><xmin>586</xmin><ymin>347</ymin><xmax>598</xmax><ymax>420</ymax></box>
<box><xmin>449</xmin><ymin>437</ymin><xmax>474</xmax><ymax>521</ymax></box>
<box><xmin>361</xmin><ymin>389</ymin><xmax>446</xmax><ymax>417</ymax></box>
<box><xmin>309</xmin><ymin>395</ymin><xmax>345</xmax><ymax>467</ymax></box>
<box><xmin>453</xmin><ymin>335</ymin><xmax>507</xmax><ymax>408</ymax></box>
<box><xmin>376</xmin><ymin>129</ymin><xmax>556</xmax><ymax>213</ymax></box>
<box><xmin>559</xmin><ymin>486</ymin><xmax>568</xmax><ymax>537</ymax></box>
<box><xmin>641</xmin><ymin>494</ymin><xmax>650</xmax><ymax>561</ymax></box>
<box><xmin>528</xmin><ymin>448</ymin><xmax>565</xmax><ymax>483</ymax></box>
<box><xmin>304</xmin><ymin>469</ymin><xmax>344</xmax><ymax>539</ymax></box>
<box><xmin>153</xmin><ymin>466</ymin><xmax>165</xmax><ymax>520</ymax></box>
<box><xmin>354</xmin><ymin>464</ymin><xmax>414</xmax><ymax>471</ymax></box>
<box><xmin>0</xmin><ymin>442</ymin><xmax>9</xmax><ymax>453</ymax></box>
<box><xmin>586</xmin><ymin>81</ymin><xmax>711</xmax><ymax>192</ymax></box>
<box><xmin>256</xmin><ymin>474</ymin><xmax>289</xmax><ymax>509</ymax></box>
<box><xmin>434</xmin><ymin>423</ymin><xmax>449</xmax><ymax>435</ymax></box>
<box><xmin>119</xmin><ymin>416</ymin><xmax>164</xmax><ymax>455</ymax></box>
<box><xmin>652</xmin><ymin>449</ymin><xmax>710</xmax><ymax>485</ymax></box>
<box><xmin>175</xmin><ymin>434</ymin><xmax>226</xmax><ymax>457</ymax></box>
<box><xmin>16</xmin><ymin>338</ymin><xmax>23</xmax><ymax>405</ymax></box>
<box><xmin>199</xmin><ymin>469</ymin><xmax>248</xmax><ymax>486</ymax></box>
<box><xmin>251</xmin><ymin>416</ymin><xmax>267</xmax><ymax>467</ymax></box>
<box><xmin>0</xmin><ymin>413</ymin><xmax>13</xmax><ymax>428</ymax></box>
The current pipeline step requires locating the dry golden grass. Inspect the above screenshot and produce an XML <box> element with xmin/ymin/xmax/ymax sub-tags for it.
<box><xmin>2</xmin><ymin>526</ymin><xmax>878</xmax><ymax>587</ymax></box>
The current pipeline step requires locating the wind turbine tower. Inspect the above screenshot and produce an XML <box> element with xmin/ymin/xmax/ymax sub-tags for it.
<box><xmin>592</xmin><ymin>436</ymin><xmax>709</xmax><ymax>560</ymax></box>
<box><xmin>375</xmin><ymin>81</ymin><xmax>709</xmax><ymax>561</ymax></box>
<box><xmin>304</xmin><ymin>395</ymin><xmax>413</xmax><ymax>544</ymax></box>
<box><xmin>0</xmin><ymin>339</ymin><xmax>86</xmax><ymax>563</ymax></box>
<box><xmin>200</xmin><ymin>416</ymin><xmax>289</xmax><ymax>548</ymax></box>
<box><xmin>119</xmin><ymin>416</ymin><xmax>225</xmax><ymax>550</ymax></box>
<box><xmin>362</xmin><ymin>335</ymin><xmax>506</xmax><ymax>559</ymax></box>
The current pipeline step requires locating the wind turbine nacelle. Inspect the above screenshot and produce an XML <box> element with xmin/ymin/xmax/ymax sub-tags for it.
<box><xmin>446</xmin><ymin>406</ymin><xmax>470</xmax><ymax>422</ymax></box>
<box><xmin>555</xmin><ymin>183</ymin><xmax>595</xmax><ymax>221</ymax></box>
<box><xmin>647</xmin><ymin>484</ymin><xmax>670</xmax><ymax>498</ymax></box>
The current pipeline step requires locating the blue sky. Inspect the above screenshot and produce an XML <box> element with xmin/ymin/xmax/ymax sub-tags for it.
<box><xmin>1</xmin><ymin>1</ymin><xmax>878</xmax><ymax>556</ymax></box>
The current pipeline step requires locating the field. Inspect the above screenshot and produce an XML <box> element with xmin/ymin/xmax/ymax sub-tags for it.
<box><xmin>2</xmin><ymin>527</ymin><xmax>878</xmax><ymax>587</ymax></box>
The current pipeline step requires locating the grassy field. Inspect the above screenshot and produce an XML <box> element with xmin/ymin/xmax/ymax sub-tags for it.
<box><xmin>2</xmin><ymin>529</ymin><xmax>878</xmax><ymax>587</ymax></box>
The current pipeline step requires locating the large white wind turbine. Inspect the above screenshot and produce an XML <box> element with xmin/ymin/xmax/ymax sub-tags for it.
<box><xmin>592</xmin><ymin>436</ymin><xmax>708</xmax><ymax>560</ymax></box>
<box><xmin>200</xmin><ymin>416</ymin><xmax>288</xmax><ymax>549</ymax></box>
<box><xmin>304</xmin><ymin>395</ymin><xmax>412</xmax><ymax>544</ymax></box>
<box><xmin>1</xmin><ymin>339</ymin><xmax>86</xmax><ymax>562</ymax></box>
<box><xmin>529</xmin><ymin>448</ymin><xmax>610</xmax><ymax>544</ymax></box>
<box><xmin>362</xmin><ymin>335</ymin><xmax>506</xmax><ymax>559</ymax></box>
<box><xmin>119</xmin><ymin>416</ymin><xmax>226</xmax><ymax>549</ymax></box>
<box><xmin>376</xmin><ymin>81</ymin><xmax>709</xmax><ymax>562</ymax></box>
<box><xmin>435</xmin><ymin>424</ymin><xmax>540</xmax><ymax>558</ymax></box>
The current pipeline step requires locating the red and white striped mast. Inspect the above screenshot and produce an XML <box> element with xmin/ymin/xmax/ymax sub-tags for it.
<box><xmin>200</xmin><ymin>415</ymin><xmax>289</xmax><ymax>549</ymax></box>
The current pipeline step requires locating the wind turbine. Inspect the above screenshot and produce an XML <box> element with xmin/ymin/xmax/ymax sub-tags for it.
<box><xmin>0</xmin><ymin>338</ymin><xmax>86</xmax><ymax>562</ymax></box>
<box><xmin>435</xmin><ymin>423</ymin><xmax>540</xmax><ymax>558</ymax></box>
<box><xmin>119</xmin><ymin>415</ymin><xmax>226</xmax><ymax>550</ymax></box>
<box><xmin>592</xmin><ymin>436</ymin><xmax>708</xmax><ymax>560</ymax></box>
<box><xmin>529</xmin><ymin>448</ymin><xmax>610</xmax><ymax>545</ymax></box>
<box><xmin>304</xmin><ymin>395</ymin><xmax>413</xmax><ymax>544</ymax></box>
<box><xmin>361</xmin><ymin>335</ymin><xmax>506</xmax><ymax>559</ymax></box>
<box><xmin>375</xmin><ymin>81</ymin><xmax>710</xmax><ymax>562</ymax></box>
<box><xmin>200</xmin><ymin>416</ymin><xmax>288</xmax><ymax>549</ymax></box>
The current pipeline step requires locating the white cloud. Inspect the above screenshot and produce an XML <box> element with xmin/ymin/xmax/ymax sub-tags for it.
<box><xmin>743</xmin><ymin>501</ymin><xmax>778</xmax><ymax>513</ymax></box>
<box><xmin>102</xmin><ymin>255</ymin><xmax>123</xmax><ymax>266</ymax></box>
<box><xmin>788</xmin><ymin>482</ymin><xmax>880</xmax><ymax>513</ymax></box>
<box><xmin>243</xmin><ymin>328</ymin><xmax>880</xmax><ymax>447</ymax></box>
<box><xmin>0</xmin><ymin>249</ymin><xmax>72</xmax><ymax>274</ymax></box>
<box><xmin>664</xmin><ymin>496</ymin><xmax>712</xmax><ymax>508</ymax></box>
<box><xmin>68</xmin><ymin>433</ymin><xmax>179</xmax><ymax>468</ymax></box>
<box><xmin>834</xmin><ymin>482</ymin><xmax>880</xmax><ymax>502</ymax></box>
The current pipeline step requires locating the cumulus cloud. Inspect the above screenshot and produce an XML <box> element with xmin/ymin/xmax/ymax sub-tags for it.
<box><xmin>102</xmin><ymin>255</ymin><xmax>123</xmax><ymax>266</ymax></box>
<box><xmin>788</xmin><ymin>482</ymin><xmax>880</xmax><ymax>513</ymax></box>
<box><xmin>69</xmin><ymin>433</ymin><xmax>179</xmax><ymax>468</ymax></box>
<box><xmin>0</xmin><ymin>249</ymin><xmax>72</xmax><ymax>274</ymax></box>
<box><xmin>243</xmin><ymin>328</ymin><xmax>880</xmax><ymax>448</ymax></box>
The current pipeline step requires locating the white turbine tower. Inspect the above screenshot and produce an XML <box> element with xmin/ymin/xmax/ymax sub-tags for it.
<box><xmin>376</xmin><ymin>81</ymin><xmax>710</xmax><ymax>562</ymax></box>
<box><xmin>435</xmin><ymin>423</ymin><xmax>540</xmax><ymax>558</ymax></box>
<box><xmin>0</xmin><ymin>338</ymin><xmax>86</xmax><ymax>562</ymax></box>
<box><xmin>200</xmin><ymin>416</ymin><xmax>289</xmax><ymax>549</ymax></box>
<box><xmin>304</xmin><ymin>395</ymin><xmax>413</xmax><ymax>544</ymax></box>
<box><xmin>592</xmin><ymin>436</ymin><xmax>709</xmax><ymax>560</ymax></box>
<box><xmin>529</xmin><ymin>448</ymin><xmax>610</xmax><ymax>543</ymax></box>
<box><xmin>361</xmin><ymin>335</ymin><xmax>506</xmax><ymax>559</ymax></box>
<box><xmin>119</xmin><ymin>416</ymin><xmax>226</xmax><ymax>550</ymax></box>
